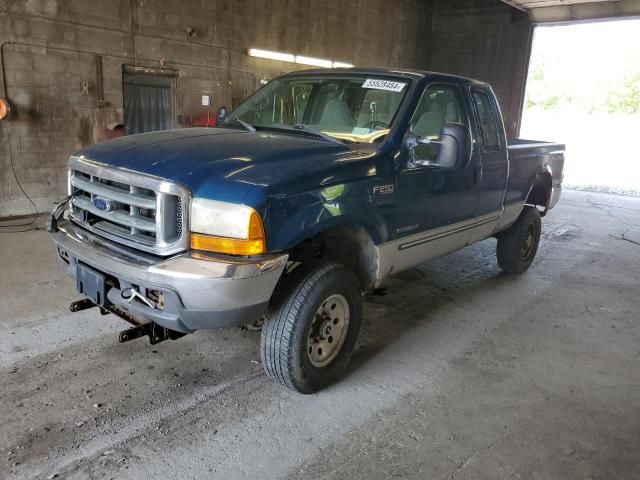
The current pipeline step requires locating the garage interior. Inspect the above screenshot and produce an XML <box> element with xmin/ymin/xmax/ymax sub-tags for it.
<box><xmin>1</xmin><ymin>0</ymin><xmax>639</xmax><ymax>478</ymax></box>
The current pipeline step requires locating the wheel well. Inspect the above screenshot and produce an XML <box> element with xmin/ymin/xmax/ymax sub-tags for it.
<box><xmin>287</xmin><ymin>225</ymin><xmax>378</xmax><ymax>292</ymax></box>
<box><xmin>526</xmin><ymin>172</ymin><xmax>552</xmax><ymax>211</ymax></box>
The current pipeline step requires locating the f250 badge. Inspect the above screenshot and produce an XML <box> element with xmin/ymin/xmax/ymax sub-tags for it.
<box><xmin>373</xmin><ymin>184</ymin><xmax>394</xmax><ymax>195</ymax></box>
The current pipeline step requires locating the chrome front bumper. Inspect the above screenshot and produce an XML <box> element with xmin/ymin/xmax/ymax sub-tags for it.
<box><xmin>50</xmin><ymin>219</ymin><xmax>288</xmax><ymax>332</ymax></box>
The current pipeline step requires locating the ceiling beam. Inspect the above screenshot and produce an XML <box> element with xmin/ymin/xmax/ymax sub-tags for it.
<box><xmin>500</xmin><ymin>0</ymin><xmax>640</xmax><ymax>23</ymax></box>
<box><xmin>499</xmin><ymin>0</ymin><xmax>527</xmax><ymax>12</ymax></box>
<box><xmin>530</xmin><ymin>0</ymin><xmax>640</xmax><ymax>23</ymax></box>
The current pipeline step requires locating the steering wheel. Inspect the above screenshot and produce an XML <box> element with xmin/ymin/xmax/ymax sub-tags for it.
<box><xmin>362</xmin><ymin>120</ymin><xmax>388</xmax><ymax>130</ymax></box>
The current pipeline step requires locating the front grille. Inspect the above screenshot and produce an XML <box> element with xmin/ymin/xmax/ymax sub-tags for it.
<box><xmin>68</xmin><ymin>156</ymin><xmax>190</xmax><ymax>256</ymax></box>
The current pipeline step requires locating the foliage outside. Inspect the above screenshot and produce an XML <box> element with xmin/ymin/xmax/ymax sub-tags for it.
<box><xmin>521</xmin><ymin>20</ymin><xmax>640</xmax><ymax>192</ymax></box>
<box><xmin>525</xmin><ymin>21</ymin><xmax>640</xmax><ymax>114</ymax></box>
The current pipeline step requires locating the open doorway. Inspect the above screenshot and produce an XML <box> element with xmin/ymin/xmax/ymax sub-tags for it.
<box><xmin>521</xmin><ymin>19</ymin><xmax>640</xmax><ymax>196</ymax></box>
<box><xmin>123</xmin><ymin>69</ymin><xmax>176</xmax><ymax>134</ymax></box>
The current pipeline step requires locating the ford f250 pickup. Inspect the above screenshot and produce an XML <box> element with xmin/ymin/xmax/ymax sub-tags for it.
<box><xmin>49</xmin><ymin>68</ymin><xmax>564</xmax><ymax>393</ymax></box>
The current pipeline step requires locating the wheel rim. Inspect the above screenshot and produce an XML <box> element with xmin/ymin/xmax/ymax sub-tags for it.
<box><xmin>521</xmin><ymin>223</ymin><xmax>537</xmax><ymax>260</ymax></box>
<box><xmin>307</xmin><ymin>294</ymin><xmax>350</xmax><ymax>368</ymax></box>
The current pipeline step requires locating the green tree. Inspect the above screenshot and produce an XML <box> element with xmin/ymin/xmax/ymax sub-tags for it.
<box><xmin>607</xmin><ymin>73</ymin><xmax>640</xmax><ymax>114</ymax></box>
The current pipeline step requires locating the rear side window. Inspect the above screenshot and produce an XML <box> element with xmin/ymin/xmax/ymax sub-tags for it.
<box><xmin>472</xmin><ymin>90</ymin><xmax>500</xmax><ymax>151</ymax></box>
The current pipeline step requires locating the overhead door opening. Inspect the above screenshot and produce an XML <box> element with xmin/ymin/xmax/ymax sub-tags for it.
<box><xmin>123</xmin><ymin>71</ymin><xmax>176</xmax><ymax>135</ymax></box>
<box><xmin>520</xmin><ymin>19</ymin><xmax>640</xmax><ymax>196</ymax></box>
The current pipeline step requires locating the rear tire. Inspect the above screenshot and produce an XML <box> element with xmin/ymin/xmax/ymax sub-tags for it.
<box><xmin>497</xmin><ymin>206</ymin><xmax>541</xmax><ymax>274</ymax></box>
<box><xmin>260</xmin><ymin>263</ymin><xmax>362</xmax><ymax>394</ymax></box>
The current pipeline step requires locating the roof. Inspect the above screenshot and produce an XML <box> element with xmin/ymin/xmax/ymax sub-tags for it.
<box><xmin>281</xmin><ymin>67</ymin><xmax>486</xmax><ymax>86</ymax></box>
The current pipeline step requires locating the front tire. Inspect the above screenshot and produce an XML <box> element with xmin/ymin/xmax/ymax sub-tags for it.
<box><xmin>497</xmin><ymin>206</ymin><xmax>541</xmax><ymax>274</ymax></box>
<box><xmin>260</xmin><ymin>263</ymin><xmax>362</xmax><ymax>394</ymax></box>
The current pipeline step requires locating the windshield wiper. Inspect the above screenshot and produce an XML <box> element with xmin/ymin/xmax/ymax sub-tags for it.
<box><xmin>225</xmin><ymin>117</ymin><xmax>256</xmax><ymax>133</ymax></box>
<box><xmin>271</xmin><ymin>123</ymin><xmax>345</xmax><ymax>145</ymax></box>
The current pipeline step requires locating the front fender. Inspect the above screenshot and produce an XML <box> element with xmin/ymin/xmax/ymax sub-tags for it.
<box><xmin>264</xmin><ymin>183</ymin><xmax>387</xmax><ymax>251</ymax></box>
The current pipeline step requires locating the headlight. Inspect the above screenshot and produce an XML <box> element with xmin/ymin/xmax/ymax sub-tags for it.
<box><xmin>190</xmin><ymin>198</ymin><xmax>266</xmax><ymax>255</ymax></box>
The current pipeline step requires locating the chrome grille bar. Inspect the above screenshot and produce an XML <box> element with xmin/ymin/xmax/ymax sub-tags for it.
<box><xmin>72</xmin><ymin>196</ymin><xmax>157</xmax><ymax>232</ymax></box>
<box><xmin>67</xmin><ymin>156</ymin><xmax>190</xmax><ymax>256</ymax></box>
<box><xmin>93</xmin><ymin>221</ymin><xmax>157</xmax><ymax>246</ymax></box>
<box><xmin>70</xmin><ymin>175</ymin><xmax>156</xmax><ymax>210</ymax></box>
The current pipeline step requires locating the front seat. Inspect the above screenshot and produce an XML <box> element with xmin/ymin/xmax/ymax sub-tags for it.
<box><xmin>318</xmin><ymin>96</ymin><xmax>354</xmax><ymax>129</ymax></box>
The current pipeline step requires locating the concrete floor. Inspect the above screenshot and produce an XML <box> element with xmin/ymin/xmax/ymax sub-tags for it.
<box><xmin>0</xmin><ymin>189</ymin><xmax>639</xmax><ymax>480</ymax></box>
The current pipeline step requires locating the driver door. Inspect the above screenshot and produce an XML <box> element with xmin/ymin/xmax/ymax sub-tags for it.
<box><xmin>391</xmin><ymin>84</ymin><xmax>479</xmax><ymax>262</ymax></box>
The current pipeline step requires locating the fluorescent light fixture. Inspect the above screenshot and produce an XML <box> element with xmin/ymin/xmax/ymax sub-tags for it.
<box><xmin>248</xmin><ymin>48</ymin><xmax>295</xmax><ymax>62</ymax></box>
<box><xmin>295</xmin><ymin>55</ymin><xmax>333</xmax><ymax>68</ymax></box>
<box><xmin>332</xmin><ymin>61</ymin><xmax>355</xmax><ymax>68</ymax></box>
<box><xmin>248</xmin><ymin>48</ymin><xmax>353</xmax><ymax>69</ymax></box>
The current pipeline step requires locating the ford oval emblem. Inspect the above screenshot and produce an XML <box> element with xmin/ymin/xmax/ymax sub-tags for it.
<box><xmin>92</xmin><ymin>197</ymin><xmax>114</xmax><ymax>212</ymax></box>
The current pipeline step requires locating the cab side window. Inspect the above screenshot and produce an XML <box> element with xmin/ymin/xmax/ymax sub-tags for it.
<box><xmin>471</xmin><ymin>90</ymin><xmax>500</xmax><ymax>151</ymax></box>
<box><xmin>409</xmin><ymin>85</ymin><xmax>464</xmax><ymax>163</ymax></box>
<box><xmin>410</xmin><ymin>85</ymin><xmax>463</xmax><ymax>139</ymax></box>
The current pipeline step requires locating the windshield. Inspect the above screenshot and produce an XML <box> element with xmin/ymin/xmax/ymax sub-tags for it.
<box><xmin>225</xmin><ymin>75</ymin><xmax>410</xmax><ymax>143</ymax></box>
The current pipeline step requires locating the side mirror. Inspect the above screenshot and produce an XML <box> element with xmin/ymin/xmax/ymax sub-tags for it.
<box><xmin>215</xmin><ymin>106</ymin><xmax>228</xmax><ymax>126</ymax></box>
<box><xmin>437</xmin><ymin>123</ymin><xmax>472</xmax><ymax>169</ymax></box>
<box><xmin>404</xmin><ymin>122</ymin><xmax>472</xmax><ymax>169</ymax></box>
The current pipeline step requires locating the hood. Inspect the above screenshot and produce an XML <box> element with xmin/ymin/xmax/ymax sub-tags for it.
<box><xmin>75</xmin><ymin>128</ymin><xmax>378</xmax><ymax>204</ymax></box>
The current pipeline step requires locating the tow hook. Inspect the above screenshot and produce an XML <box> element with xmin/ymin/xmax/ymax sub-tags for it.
<box><xmin>121</xmin><ymin>287</ymin><xmax>156</xmax><ymax>309</ymax></box>
<box><xmin>68</xmin><ymin>298</ymin><xmax>186</xmax><ymax>345</ymax></box>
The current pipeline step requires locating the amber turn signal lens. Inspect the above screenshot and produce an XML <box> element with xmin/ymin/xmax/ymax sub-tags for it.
<box><xmin>190</xmin><ymin>211</ymin><xmax>266</xmax><ymax>255</ymax></box>
<box><xmin>0</xmin><ymin>98</ymin><xmax>9</xmax><ymax>120</ymax></box>
<box><xmin>248</xmin><ymin>211</ymin><xmax>264</xmax><ymax>240</ymax></box>
<box><xmin>191</xmin><ymin>233</ymin><xmax>266</xmax><ymax>255</ymax></box>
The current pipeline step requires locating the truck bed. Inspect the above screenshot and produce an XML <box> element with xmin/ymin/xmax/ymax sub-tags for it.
<box><xmin>504</xmin><ymin>138</ymin><xmax>565</xmax><ymax>210</ymax></box>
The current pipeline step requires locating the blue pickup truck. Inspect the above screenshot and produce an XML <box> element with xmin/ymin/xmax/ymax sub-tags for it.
<box><xmin>49</xmin><ymin>68</ymin><xmax>564</xmax><ymax>393</ymax></box>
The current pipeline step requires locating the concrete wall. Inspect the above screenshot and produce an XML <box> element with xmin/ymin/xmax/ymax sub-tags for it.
<box><xmin>0</xmin><ymin>0</ymin><xmax>532</xmax><ymax>218</ymax></box>
<box><xmin>0</xmin><ymin>0</ymin><xmax>432</xmax><ymax>217</ymax></box>
<box><xmin>428</xmin><ymin>0</ymin><xmax>533</xmax><ymax>139</ymax></box>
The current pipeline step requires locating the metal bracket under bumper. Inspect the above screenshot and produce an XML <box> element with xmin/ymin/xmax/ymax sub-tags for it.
<box><xmin>70</xmin><ymin>297</ymin><xmax>186</xmax><ymax>345</ymax></box>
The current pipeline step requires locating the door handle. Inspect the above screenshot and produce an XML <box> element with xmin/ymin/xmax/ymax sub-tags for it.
<box><xmin>473</xmin><ymin>167</ymin><xmax>483</xmax><ymax>184</ymax></box>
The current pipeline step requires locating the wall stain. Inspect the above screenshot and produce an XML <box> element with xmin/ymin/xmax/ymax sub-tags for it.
<box><xmin>76</xmin><ymin>115</ymin><xmax>92</xmax><ymax>147</ymax></box>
